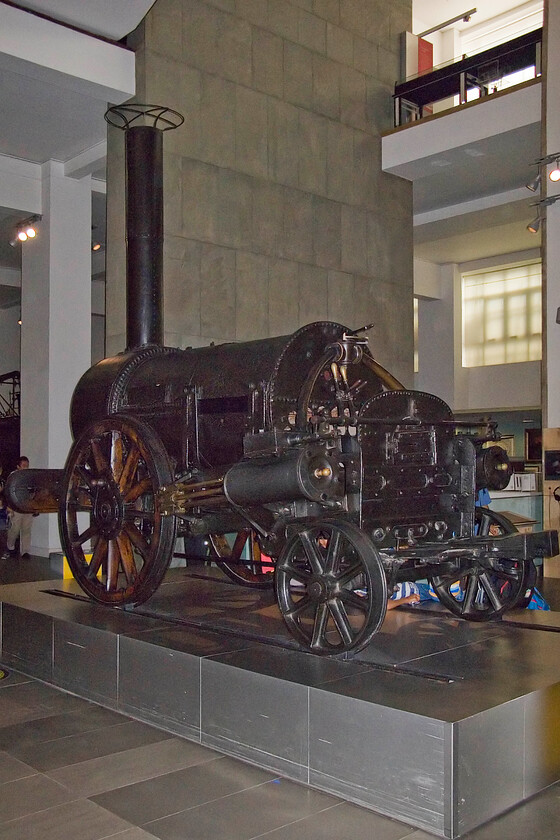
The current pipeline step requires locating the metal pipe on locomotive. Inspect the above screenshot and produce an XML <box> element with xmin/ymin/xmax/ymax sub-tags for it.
<box><xmin>6</xmin><ymin>105</ymin><xmax>558</xmax><ymax>657</ymax></box>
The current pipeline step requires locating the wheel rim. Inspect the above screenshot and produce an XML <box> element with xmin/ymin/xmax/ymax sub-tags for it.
<box><xmin>209</xmin><ymin>530</ymin><xmax>274</xmax><ymax>589</ymax></box>
<box><xmin>59</xmin><ymin>415</ymin><xmax>176</xmax><ymax>606</ymax></box>
<box><xmin>275</xmin><ymin>521</ymin><xmax>387</xmax><ymax>655</ymax></box>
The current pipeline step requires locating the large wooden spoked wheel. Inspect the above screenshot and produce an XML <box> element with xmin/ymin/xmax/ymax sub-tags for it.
<box><xmin>209</xmin><ymin>530</ymin><xmax>274</xmax><ymax>589</ymax></box>
<box><xmin>430</xmin><ymin>508</ymin><xmax>532</xmax><ymax>620</ymax></box>
<box><xmin>275</xmin><ymin>521</ymin><xmax>387</xmax><ymax>655</ymax></box>
<box><xmin>59</xmin><ymin>415</ymin><xmax>176</xmax><ymax>606</ymax></box>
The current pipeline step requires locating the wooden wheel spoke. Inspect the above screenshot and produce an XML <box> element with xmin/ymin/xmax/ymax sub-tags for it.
<box><xmin>119</xmin><ymin>447</ymin><xmax>141</xmax><ymax>494</ymax></box>
<box><xmin>116</xmin><ymin>532</ymin><xmax>137</xmax><ymax>585</ymax></box>
<box><xmin>71</xmin><ymin>525</ymin><xmax>97</xmax><ymax>548</ymax></box>
<box><xmin>88</xmin><ymin>538</ymin><xmax>107</xmax><ymax>579</ymax></box>
<box><xmin>106</xmin><ymin>540</ymin><xmax>119</xmax><ymax>591</ymax></box>
<box><xmin>231</xmin><ymin>530</ymin><xmax>249</xmax><ymax>563</ymax></box>
<box><xmin>328</xmin><ymin>600</ymin><xmax>354</xmax><ymax>646</ymax></box>
<box><xmin>124</xmin><ymin>506</ymin><xmax>155</xmax><ymax>523</ymax></box>
<box><xmin>111</xmin><ymin>432</ymin><xmax>125</xmax><ymax>483</ymax></box>
<box><xmin>75</xmin><ymin>465</ymin><xmax>98</xmax><ymax>491</ymax></box>
<box><xmin>123</xmin><ymin>521</ymin><xmax>150</xmax><ymax>561</ymax></box>
<box><xmin>123</xmin><ymin>477</ymin><xmax>152</xmax><ymax>504</ymax></box>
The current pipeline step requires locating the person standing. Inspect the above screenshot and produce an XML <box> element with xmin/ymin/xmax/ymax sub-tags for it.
<box><xmin>0</xmin><ymin>462</ymin><xmax>7</xmax><ymax>554</ymax></box>
<box><xmin>3</xmin><ymin>456</ymin><xmax>33</xmax><ymax>559</ymax></box>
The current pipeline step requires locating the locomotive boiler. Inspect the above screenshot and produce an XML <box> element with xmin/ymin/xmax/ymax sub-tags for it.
<box><xmin>6</xmin><ymin>105</ymin><xmax>558</xmax><ymax>657</ymax></box>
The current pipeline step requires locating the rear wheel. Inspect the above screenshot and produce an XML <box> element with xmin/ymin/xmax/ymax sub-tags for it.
<box><xmin>209</xmin><ymin>530</ymin><xmax>274</xmax><ymax>589</ymax></box>
<box><xmin>430</xmin><ymin>508</ymin><xmax>534</xmax><ymax>619</ymax></box>
<box><xmin>59</xmin><ymin>415</ymin><xmax>176</xmax><ymax>606</ymax></box>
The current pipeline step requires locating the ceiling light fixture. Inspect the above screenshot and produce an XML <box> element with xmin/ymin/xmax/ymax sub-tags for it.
<box><xmin>527</xmin><ymin>153</ymin><xmax>560</xmax><ymax>191</ymax></box>
<box><xmin>9</xmin><ymin>214</ymin><xmax>41</xmax><ymax>246</ymax></box>
<box><xmin>527</xmin><ymin>215</ymin><xmax>540</xmax><ymax>234</ymax></box>
<box><xmin>526</xmin><ymin>194</ymin><xmax>560</xmax><ymax>233</ymax></box>
<box><xmin>550</xmin><ymin>160</ymin><xmax>560</xmax><ymax>182</ymax></box>
<box><xmin>526</xmin><ymin>172</ymin><xmax>541</xmax><ymax>192</ymax></box>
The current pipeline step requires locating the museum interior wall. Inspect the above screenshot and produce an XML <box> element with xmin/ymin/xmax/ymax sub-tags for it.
<box><xmin>105</xmin><ymin>0</ymin><xmax>415</xmax><ymax>386</ymax></box>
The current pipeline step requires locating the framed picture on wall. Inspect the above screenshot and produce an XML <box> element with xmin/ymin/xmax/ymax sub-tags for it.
<box><xmin>525</xmin><ymin>428</ymin><xmax>542</xmax><ymax>462</ymax></box>
<box><xmin>484</xmin><ymin>436</ymin><xmax>515</xmax><ymax>458</ymax></box>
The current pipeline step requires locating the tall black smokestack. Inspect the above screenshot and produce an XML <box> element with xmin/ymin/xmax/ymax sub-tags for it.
<box><xmin>105</xmin><ymin>105</ymin><xmax>183</xmax><ymax>350</ymax></box>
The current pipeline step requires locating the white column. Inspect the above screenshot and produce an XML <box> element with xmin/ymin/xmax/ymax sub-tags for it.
<box><xmin>20</xmin><ymin>161</ymin><xmax>92</xmax><ymax>556</ymax></box>
<box><xmin>544</xmin><ymin>1</ymin><xmax>560</xmax><ymax>428</ymax></box>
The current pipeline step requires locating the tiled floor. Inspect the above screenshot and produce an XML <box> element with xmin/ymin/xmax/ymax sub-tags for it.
<box><xmin>2</xmin><ymin>557</ymin><xmax>560</xmax><ymax>840</ymax></box>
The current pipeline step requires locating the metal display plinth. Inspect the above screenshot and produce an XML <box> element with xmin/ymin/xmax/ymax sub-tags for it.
<box><xmin>2</xmin><ymin>567</ymin><xmax>560</xmax><ymax>839</ymax></box>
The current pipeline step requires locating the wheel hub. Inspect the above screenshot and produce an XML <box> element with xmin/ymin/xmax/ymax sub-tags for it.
<box><xmin>93</xmin><ymin>480</ymin><xmax>124</xmax><ymax>538</ymax></box>
<box><xmin>307</xmin><ymin>575</ymin><xmax>332</xmax><ymax>602</ymax></box>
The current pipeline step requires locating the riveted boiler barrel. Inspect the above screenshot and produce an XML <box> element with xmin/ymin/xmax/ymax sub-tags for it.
<box><xmin>69</xmin><ymin>322</ymin><xmax>397</xmax><ymax>472</ymax></box>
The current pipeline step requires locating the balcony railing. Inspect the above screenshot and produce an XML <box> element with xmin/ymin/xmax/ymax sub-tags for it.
<box><xmin>393</xmin><ymin>28</ymin><xmax>542</xmax><ymax>126</ymax></box>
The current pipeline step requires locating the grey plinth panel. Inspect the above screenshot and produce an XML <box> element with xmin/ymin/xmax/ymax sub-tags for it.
<box><xmin>2</xmin><ymin>580</ymin><xmax>560</xmax><ymax>838</ymax></box>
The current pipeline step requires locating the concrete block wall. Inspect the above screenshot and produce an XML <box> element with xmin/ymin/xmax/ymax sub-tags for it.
<box><xmin>106</xmin><ymin>0</ymin><xmax>414</xmax><ymax>384</ymax></box>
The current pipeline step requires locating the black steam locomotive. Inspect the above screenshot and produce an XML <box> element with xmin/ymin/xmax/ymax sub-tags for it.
<box><xmin>6</xmin><ymin>106</ymin><xmax>557</xmax><ymax>657</ymax></box>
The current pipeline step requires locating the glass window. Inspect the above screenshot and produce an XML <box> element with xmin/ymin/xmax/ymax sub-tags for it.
<box><xmin>462</xmin><ymin>261</ymin><xmax>541</xmax><ymax>367</ymax></box>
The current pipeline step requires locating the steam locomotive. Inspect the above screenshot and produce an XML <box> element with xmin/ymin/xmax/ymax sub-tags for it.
<box><xmin>6</xmin><ymin>105</ymin><xmax>557</xmax><ymax>656</ymax></box>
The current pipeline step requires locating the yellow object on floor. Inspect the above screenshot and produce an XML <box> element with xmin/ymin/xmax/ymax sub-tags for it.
<box><xmin>62</xmin><ymin>554</ymin><xmax>96</xmax><ymax>579</ymax></box>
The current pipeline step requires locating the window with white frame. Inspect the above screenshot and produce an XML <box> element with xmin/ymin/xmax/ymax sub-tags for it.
<box><xmin>462</xmin><ymin>260</ymin><xmax>542</xmax><ymax>368</ymax></box>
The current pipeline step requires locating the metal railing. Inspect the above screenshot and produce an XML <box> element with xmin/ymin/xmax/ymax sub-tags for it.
<box><xmin>0</xmin><ymin>371</ymin><xmax>20</xmax><ymax>418</ymax></box>
<box><xmin>394</xmin><ymin>28</ymin><xmax>542</xmax><ymax>126</ymax></box>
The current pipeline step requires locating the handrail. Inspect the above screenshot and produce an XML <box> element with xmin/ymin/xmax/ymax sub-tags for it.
<box><xmin>394</xmin><ymin>27</ymin><xmax>542</xmax><ymax>126</ymax></box>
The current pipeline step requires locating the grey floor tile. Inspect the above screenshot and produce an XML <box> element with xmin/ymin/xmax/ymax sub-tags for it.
<box><xmin>47</xmin><ymin>737</ymin><xmax>222</xmax><ymax>797</ymax></box>
<box><xmin>0</xmin><ymin>679</ymin><xmax>93</xmax><ymax>713</ymax></box>
<box><xmin>145</xmin><ymin>778</ymin><xmax>341</xmax><ymax>840</ymax></box>
<box><xmin>458</xmin><ymin>784</ymin><xmax>560</xmax><ymax>840</ymax></box>
<box><xmin>0</xmin><ymin>773</ymin><xmax>75</xmax><ymax>821</ymax></box>
<box><xmin>91</xmin><ymin>755</ymin><xmax>277</xmax><ymax>824</ymax></box>
<box><xmin>0</xmin><ymin>750</ymin><xmax>36</xmax><ymax>783</ymax></box>
<box><xmin>0</xmin><ymin>799</ymin><xmax>133</xmax><ymax>840</ymax></box>
<box><xmin>0</xmin><ymin>694</ymin><xmax>52</xmax><ymax>727</ymax></box>
<box><xmin>108</xmin><ymin>830</ymin><xmax>161</xmax><ymax>840</ymax></box>
<box><xmin>10</xmin><ymin>720</ymin><xmax>173</xmax><ymax>771</ymax></box>
<box><xmin>241</xmin><ymin>801</ymin><xmax>419</xmax><ymax>840</ymax></box>
<box><xmin>0</xmin><ymin>704</ymin><xmax>130</xmax><ymax>750</ymax></box>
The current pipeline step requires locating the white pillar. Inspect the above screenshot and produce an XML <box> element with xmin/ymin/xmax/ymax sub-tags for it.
<box><xmin>544</xmin><ymin>1</ymin><xmax>560</xmax><ymax>428</ymax></box>
<box><xmin>20</xmin><ymin>161</ymin><xmax>92</xmax><ymax>556</ymax></box>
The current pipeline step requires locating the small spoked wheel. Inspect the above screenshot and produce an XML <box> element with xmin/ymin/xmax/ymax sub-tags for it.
<box><xmin>59</xmin><ymin>414</ymin><xmax>176</xmax><ymax>606</ymax></box>
<box><xmin>430</xmin><ymin>555</ymin><xmax>529</xmax><ymax>621</ymax></box>
<box><xmin>275</xmin><ymin>521</ymin><xmax>387</xmax><ymax>655</ymax></box>
<box><xmin>209</xmin><ymin>530</ymin><xmax>274</xmax><ymax>589</ymax></box>
<box><xmin>475</xmin><ymin>507</ymin><xmax>537</xmax><ymax>608</ymax></box>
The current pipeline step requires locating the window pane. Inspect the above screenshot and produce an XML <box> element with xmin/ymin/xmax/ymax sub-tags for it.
<box><xmin>462</xmin><ymin>261</ymin><xmax>542</xmax><ymax>368</ymax></box>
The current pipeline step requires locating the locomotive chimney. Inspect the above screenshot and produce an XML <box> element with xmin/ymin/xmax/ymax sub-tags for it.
<box><xmin>105</xmin><ymin>105</ymin><xmax>183</xmax><ymax>350</ymax></box>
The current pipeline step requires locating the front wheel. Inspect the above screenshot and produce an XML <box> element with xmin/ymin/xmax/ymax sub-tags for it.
<box><xmin>275</xmin><ymin>521</ymin><xmax>387</xmax><ymax>655</ymax></box>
